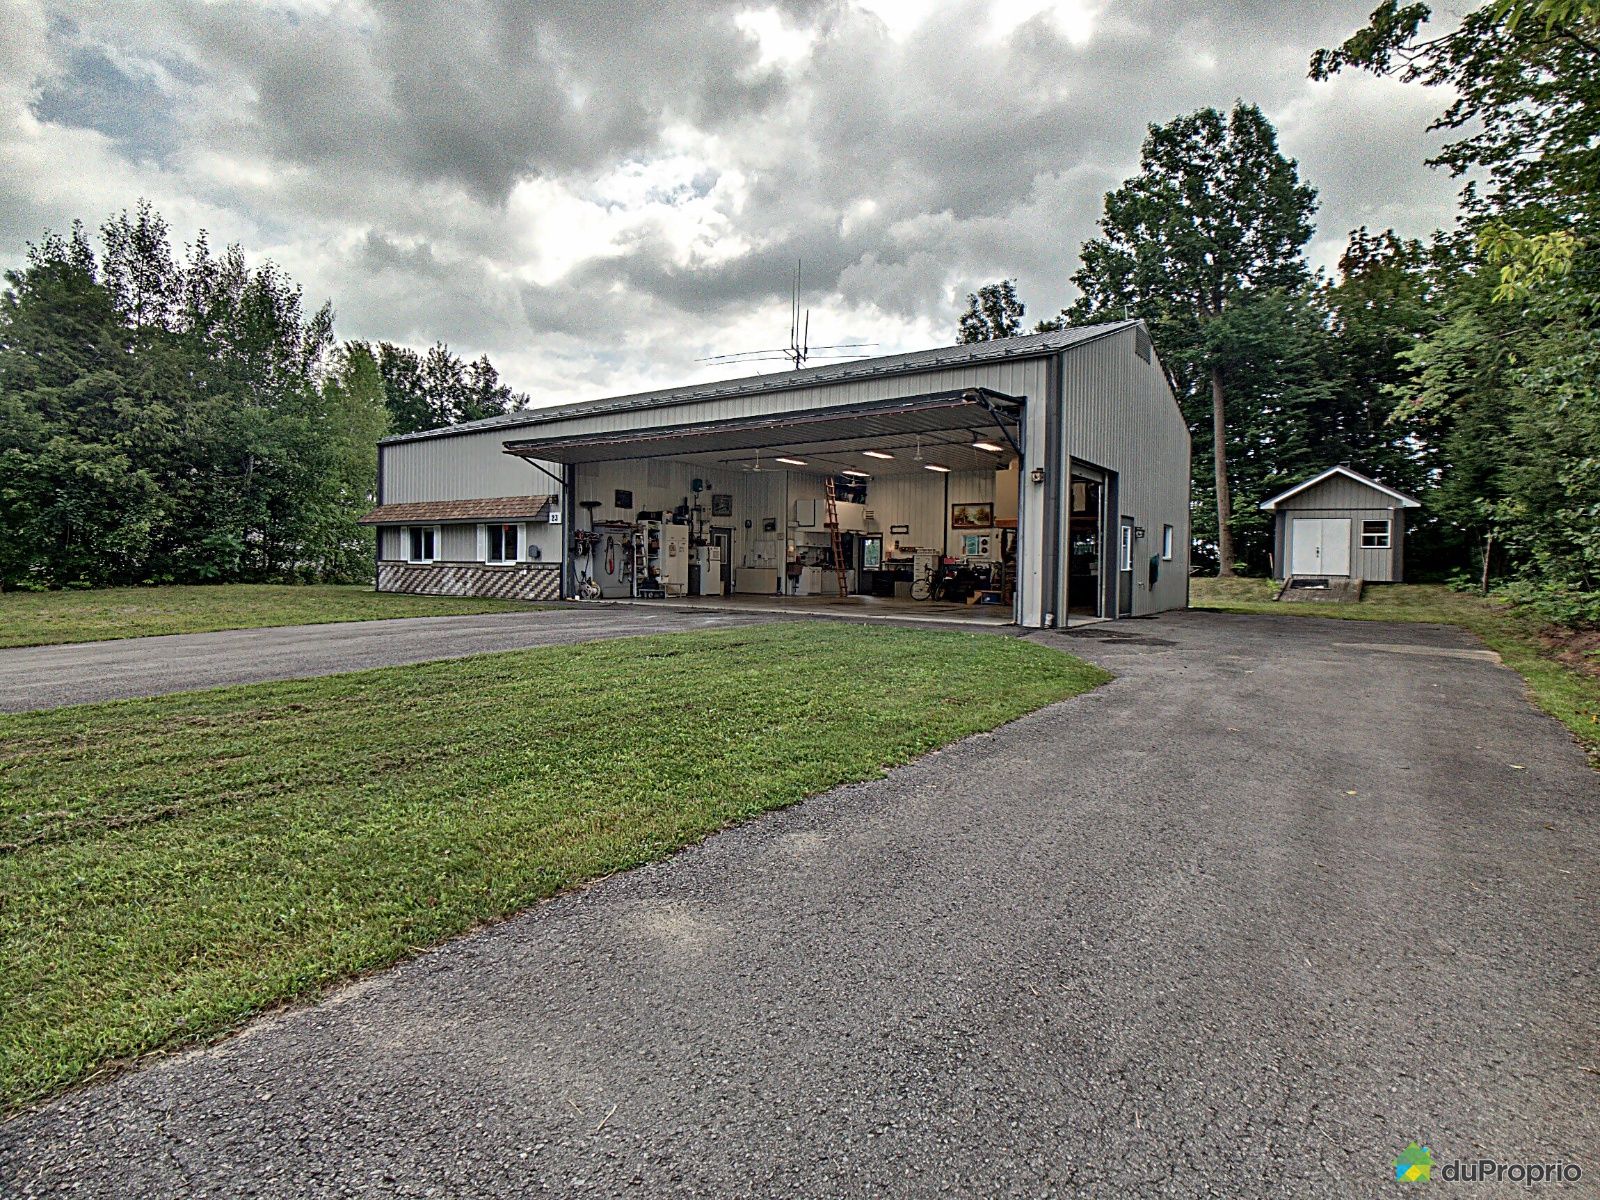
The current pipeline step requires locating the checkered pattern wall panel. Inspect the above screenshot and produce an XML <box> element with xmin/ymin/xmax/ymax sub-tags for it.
<box><xmin>377</xmin><ymin>563</ymin><xmax>562</xmax><ymax>601</ymax></box>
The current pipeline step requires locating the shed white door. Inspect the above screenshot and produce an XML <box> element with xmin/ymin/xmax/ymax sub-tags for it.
<box><xmin>1290</xmin><ymin>518</ymin><xmax>1351</xmax><ymax>576</ymax></box>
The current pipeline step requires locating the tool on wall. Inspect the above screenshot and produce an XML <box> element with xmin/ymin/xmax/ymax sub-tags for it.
<box><xmin>823</xmin><ymin>476</ymin><xmax>848</xmax><ymax>598</ymax></box>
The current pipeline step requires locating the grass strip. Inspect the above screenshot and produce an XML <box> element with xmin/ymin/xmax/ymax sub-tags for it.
<box><xmin>0</xmin><ymin>622</ymin><xmax>1106</xmax><ymax>1112</ymax></box>
<box><xmin>0</xmin><ymin>584</ymin><xmax>550</xmax><ymax>648</ymax></box>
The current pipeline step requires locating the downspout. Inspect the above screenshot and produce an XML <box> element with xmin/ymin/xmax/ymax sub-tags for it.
<box><xmin>373</xmin><ymin>442</ymin><xmax>386</xmax><ymax>592</ymax></box>
<box><xmin>562</xmin><ymin>463</ymin><xmax>576</xmax><ymax>599</ymax></box>
<box><xmin>1040</xmin><ymin>353</ymin><xmax>1063</xmax><ymax>626</ymax></box>
<box><xmin>1013</xmin><ymin>400</ymin><xmax>1027</xmax><ymax>626</ymax></box>
<box><xmin>942</xmin><ymin>471</ymin><xmax>949</xmax><ymax>558</ymax></box>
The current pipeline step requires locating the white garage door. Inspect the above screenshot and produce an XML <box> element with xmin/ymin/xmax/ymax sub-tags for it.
<box><xmin>1290</xmin><ymin>518</ymin><xmax>1351</xmax><ymax>576</ymax></box>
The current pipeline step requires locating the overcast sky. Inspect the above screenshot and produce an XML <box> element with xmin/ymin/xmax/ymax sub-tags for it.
<box><xmin>1</xmin><ymin>0</ymin><xmax>1461</xmax><ymax>403</ymax></box>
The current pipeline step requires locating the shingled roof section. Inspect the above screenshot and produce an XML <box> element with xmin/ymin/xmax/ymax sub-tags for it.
<box><xmin>357</xmin><ymin>496</ymin><xmax>553</xmax><ymax>525</ymax></box>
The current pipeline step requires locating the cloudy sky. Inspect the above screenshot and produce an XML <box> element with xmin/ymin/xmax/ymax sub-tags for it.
<box><xmin>1</xmin><ymin>0</ymin><xmax>1460</xmax><ymax>403</ymax></box>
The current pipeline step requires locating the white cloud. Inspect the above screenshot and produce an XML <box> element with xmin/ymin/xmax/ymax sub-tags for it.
<box><xmin>0</xmin><ymin>0</ymin><xmax>1464</xmax><ymax>400</ymax></box>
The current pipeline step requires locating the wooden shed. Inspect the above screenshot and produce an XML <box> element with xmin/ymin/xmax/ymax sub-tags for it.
<box><xmin>1260</xmin><ymin>466</ymin><xmax>1421</xmax><ymax>583</ymax></box>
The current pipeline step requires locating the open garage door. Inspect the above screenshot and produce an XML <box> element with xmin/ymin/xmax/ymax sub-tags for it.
<box><xmin>502</xmin><ymin>388</ymin><xmax>1027</xmax><ymax>624</ymax></box>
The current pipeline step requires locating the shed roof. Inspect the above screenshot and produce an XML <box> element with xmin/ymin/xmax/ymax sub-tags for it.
<box><xmin>378</xmin><ymin>320</ymin><xmax>1139</xmax><ymax>447</ymax></box>
<box><xmin>358</xmin><ymin>496</ymin><xmax>553</xmax><ymax>524</ymax></box>
<box><xmin>1258</xmin><ymin>466</ymin><xmax>1421</xmax><ymax>511</ymax></box>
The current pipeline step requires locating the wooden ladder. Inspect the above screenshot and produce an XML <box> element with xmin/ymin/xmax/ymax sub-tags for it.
<box><xmin>823</xmin><ymin>476</ymin><xmax>849</xmax><ymax>598</ymax></box>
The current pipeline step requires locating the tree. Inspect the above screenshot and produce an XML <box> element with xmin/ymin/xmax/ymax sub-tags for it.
<box><xmin>1315</xmin><ymin>0</ymin><xmax>1600</xmax><ymax>618</ymax></box>
<box><xmin>957</xmin><ymin>280</ymin><xmax>1026</xmax><ymax>343</ymax></box>
<box><xmin>1070</xmin><ymin>102</ymin><xmax>1318</xmax><ymax>573</ymax></box>
<box><xmin>375</xmin><ymin>341</ymin><xmax>525</xmax><ymax>434</ymax></box>
<box><xmin>1311</xmin><ymin>1</ymin><xmax>1599</xmax><ymax>221</ymax></box>
<box><xmin>1314</xmin><ymin>228</ymin><xmax>1436</xmax><ymax>497</ymax></box>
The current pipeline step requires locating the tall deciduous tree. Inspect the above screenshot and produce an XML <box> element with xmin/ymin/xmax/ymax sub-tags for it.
<box><xmin>375</xmin><ymin>341</ymin><xmax>526</xmax><ymax>434</ymax></box>
<box><xmin>957</xmin><ymin>280</ymin><xmax>1026</xmax><ymax>343</ymax></box>
<box><xmin>1316</xmin><ymin>0</ymin><xmax>1600</xmax><ymax>619</ymax></box>
<box><xmin>1070</xmin><ymin>102</ymin><xmax>1317</xmax><ymax>574</ymax></box>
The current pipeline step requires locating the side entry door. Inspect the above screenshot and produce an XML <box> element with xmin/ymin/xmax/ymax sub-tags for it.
<box><xmin>1118</xmin><ymin>517</ymin><xmax>1135</xmax><ymax>617</ymax></box>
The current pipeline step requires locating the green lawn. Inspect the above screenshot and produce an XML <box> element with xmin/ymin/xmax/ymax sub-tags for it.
<box><xmin>0</xmin><ymin>584</ymin><xmax>552</xmax><ymax>648</ymax></box>
<box><xmin>0</xmin><ymin>623</ymin><xmax>1106</xmax><ymax>1112</ymax></box>
<box><xmin>1191</xmin><ymin>578</ymin><xmax>1600</xmax><ymax>759</ymax></box>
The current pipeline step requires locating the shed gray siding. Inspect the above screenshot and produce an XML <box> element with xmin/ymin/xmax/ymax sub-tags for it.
<box><xmin>1059</xmin><ymin>326</ymin><xmax>1192</xmax><ymax>616</ymax></box>
<box><xmin>1271</xmin><ymin>475</ymin><xmax>1406</xmax><ymax>582</ymax></box>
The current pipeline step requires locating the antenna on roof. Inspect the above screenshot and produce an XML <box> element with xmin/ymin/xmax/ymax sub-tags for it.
<box><xmin>788</xmin><ymin>261</ymin><xmax>809</xmax><ymax>369</ymax></box>
<box><xmin>694</xmin><ymin>261</ymin><xmax>876</xmax><ymax>371</ymax></box>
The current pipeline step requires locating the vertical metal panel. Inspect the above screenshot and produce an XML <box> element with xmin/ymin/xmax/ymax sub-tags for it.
<box><xmin>1282</xmin><ymin>507</ymin><xmax>1399</xmax><ymax>581</ymax></box>
<box><xmin>1060</xmin><ymin>327</ymin><xmax>1192</xmax><ymax>615</ymax></box>
<box><xmin>1278</xmin><ymin>475</ymin><xmax>1404</xmax><ymax>512</ymax></box>
<box><xmin>383</xmin><ymin>431</ymin><xmax>563</xmax><ymax>504</ymax></box>
<box><xmin>1278</xmin><ymin>478</ymin><xmax>1410</xmax><ymax>582</ymax></box>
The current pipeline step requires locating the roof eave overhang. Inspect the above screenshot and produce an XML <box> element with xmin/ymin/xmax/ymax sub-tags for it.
<box><xmin>375</xmin><ymin>328</ymin><xmax>1119</xmax><ymax>447</ymax></box>
<box><xmin>1258</xmin><ymin>466</ymin><xmax>1422</xmax><ymax>511</ymax></box>
<box><xmin>499</xmin><ymin>387</ymin><xmax>1024</xmax><ymax>466</ymax></box>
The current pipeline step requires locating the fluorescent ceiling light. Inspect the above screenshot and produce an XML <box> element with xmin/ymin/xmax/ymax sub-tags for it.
<box><xmin>774</xmin><ymin>457</ymin><xmax>807</xmax><ymax>466</ymax></box>
<box><xmin>971</xmin><ymin>440</ymin><xmax>1004</xmax><ymax>452</ymax></box>
<box><xmin>841</xmin><ymin>469</ymin><xmax>871</xmax><ymax>477</ymax></box>
<box><xmin>924</xmin><ymin>463</ymin><xmax>951</xmax><ymax>473</ymax></box>
<box><xmin>862</xmin><ymin>450</ymin><xmax>894</xmax><ymax>460</ymax></box>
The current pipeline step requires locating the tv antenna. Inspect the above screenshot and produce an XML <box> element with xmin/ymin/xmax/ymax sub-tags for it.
<box><xmin>696</xmin><ymin>261</ymin><xmax>875</xmax><ymax>371</ymax></box>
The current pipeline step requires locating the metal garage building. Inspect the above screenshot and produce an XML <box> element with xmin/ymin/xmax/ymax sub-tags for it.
<box><xmin>360</xmin><ymin>320</ymin><xmax>1191</xmax><ymax>628</ymax></box>
<box><xmin>1261</xmin><ymin>465</ymin><xmax>1421</xmax><ymax>584</ymax></box>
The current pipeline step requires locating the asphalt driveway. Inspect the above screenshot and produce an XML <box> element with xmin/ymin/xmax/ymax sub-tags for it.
<box><xmin>0</xmin><ymin>607</ymin><xmax>780</xmax><ymax>712</ymax></box>
<box><xmin>3</xmin><ymin>611</ymin><xmax>1595</xmax><ymax>1197</ymax></box>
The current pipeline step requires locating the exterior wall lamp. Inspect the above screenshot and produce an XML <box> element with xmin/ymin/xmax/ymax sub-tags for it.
<box><xmin>1030</xmin><ymin>467</ymin><xmax>1046</xmax><ymax>485</ymax></box>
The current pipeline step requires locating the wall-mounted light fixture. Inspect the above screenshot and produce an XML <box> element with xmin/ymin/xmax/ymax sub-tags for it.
<box><xmin>1134</xmin><ymin>526</ymin><xmax>1147</xmax><ymax>539</ymax></box>
<box><xmin>1030</xmin><ymin>467</ymin><xmax>1046</xmax><ymax>484</ymax></box>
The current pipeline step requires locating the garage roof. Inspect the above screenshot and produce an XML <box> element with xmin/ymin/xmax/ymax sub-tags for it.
<box><xmin>500</xmin><ymin>388</ymin><xmax>1023</xmax><ymax>477</ymax></box>
<box><xmin>1258</xmin><ymin>466</ymin><xmax>1422</xmax><ymax>511</ymax></box>
<box><xmin>380</xmin><ymin>320</ymin><xmax>1135</xmax><ymax>447</ymax></box>
<box><xmin>358</xmin><ymin>495</ymin><xmax>554</xmax><ymax>524</ymax></box>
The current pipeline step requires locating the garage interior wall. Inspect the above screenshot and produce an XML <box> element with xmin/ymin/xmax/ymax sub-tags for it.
<box><xmin>571</xmin><ymin>460</ymin><xmax>1014</xmax><ymax>593</ymax></box>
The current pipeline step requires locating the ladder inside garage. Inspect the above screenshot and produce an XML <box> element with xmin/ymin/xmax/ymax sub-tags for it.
<box><xmin>823</xmin><ymin>476</ymin><xmax>849</xmax><ymax>598</ymax></box>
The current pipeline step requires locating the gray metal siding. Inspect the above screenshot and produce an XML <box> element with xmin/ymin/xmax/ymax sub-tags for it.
<box><xmin>1278</xmin><ymin>475</ymin><xmax>1405</xmax><ymax>512</ymax></box>
<box><xmin>1059</xmin><ymin>328</ymin><xmax>1191</xmax><ymax>615</ymax></box>
<box><xmin>1276</xmin><ymin>477</ymin><xmax>1408</xmax><ymax>582</ymax></box>
<box><xmin>383</xmin><ymin>432</ymin><xmax>563</xmax><ymax>504</ymax></box>
<box><xmin>1281</xmin><ymin>508</ymin><xmax>1402</xmax><ymax>582</ymax></box>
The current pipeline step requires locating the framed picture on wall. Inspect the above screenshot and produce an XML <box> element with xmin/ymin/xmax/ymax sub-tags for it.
<box><xmin>950</xmin><ymin>502</ymin><xmax>994</xmax><ymax>530</ymax></box>
<box><xmin>711</xmin><ymin>493</ymin><xmax>733</xmax><ymax>517</ymax></box>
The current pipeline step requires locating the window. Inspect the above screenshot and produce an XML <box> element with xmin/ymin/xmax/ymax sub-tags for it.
<box><xmin>1161</xmin><ymin>524</ymin><xmax>1175</xmax><ymax>561</ymax></box>
<box><xmin>485</xmin><ymin>522</ymin><xmax>520</xmax><ymax>564</ymax></box>
<box><xmin>1120</xmin><ymin>523</ymin><xmax>1134</xmax><ymax>571</ymax></box>
<box><xmin>406</xmin><ymin>525</ymin><xmax>437</xmax><ymax>563</ymax></box>
<box><xmin>1361</xmin><ymin>520</ymin><xmax>1391</xmax><ymax>549</ymax></box>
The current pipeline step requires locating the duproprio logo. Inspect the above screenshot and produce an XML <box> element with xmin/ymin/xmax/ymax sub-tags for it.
<box><xmin>1395</xmin><ymin>1142</ymin><xmax>1434</xmax><ymax>1183</ymax></box>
